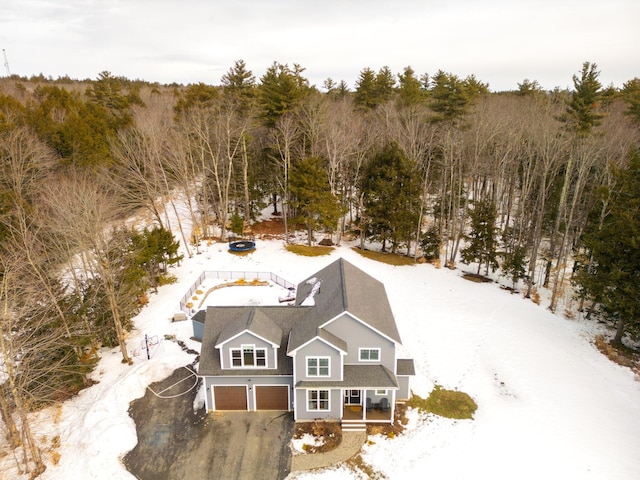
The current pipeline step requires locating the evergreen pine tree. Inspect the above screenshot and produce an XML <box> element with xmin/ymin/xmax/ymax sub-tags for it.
<box><xmin>516</xmin><ymin>79</ymin><xmax>544</xmax><ymax>96</ymax></box>
<box><xmin>461</xmin><ymin>198</ymin><xmax>499</xmax><ymax>275</ymax></box>
<box><xmin>374</xmin><ymin>66</ymin><xmax>396</xmax><ymax>103</ymax></box>
<box><xmin>221</xmin><ymin>59</ymin><xmax>256</xmax><ymax>113</ymax></box>
<box><xmin>575</xmin><ymin>151</ymin><xmax>640</xmax><ymax>344</ymax></box>
<box><xmin>361</xmin><ymin>142</ymin><xmax>420</xmax><ymax>253</ymax></box>
<box><xmin>354</xmin><ymin>67</ymin><xmax>378</xmax><ymax>110</ymax></box>
<box><xmin>429</xmin><ymin>70</ymin><xmax>470</xmax><ymax>124</ymax></box>
<box><xmin>561</xmin><ymin>62</ymin><xmax>605</xmax><ymax>137</ymax></box>
<box><xmin>502</xmin><ymin>245</ymin><xmax>527</xmax><ymax>291</ymax></box>
<box><xmin>501</xmin><ymin>227</ymin><xmax>528</xmax><ymax>290</ymax></box>
<box><xmin>258</xmin><ymin>62</ymin><xmax>311</xmax><ymax>127</ymax></box>
<box><xmin>289</xmin><ymin>156</ymin><xmax>342</xmax><ymax>246</ymax></box>
<box><xmin>420</xmin><ymin>225</ymin><xmax>441</xmax><ymax>261</ymax></box>
<box><xmin>173</xmin><ymin>83</ymin><xmax>219</xmax><ymax>115</ymax></box>
<box><xmin>397</xmin><ymin>66</ymin><xmax>425</xmax><ymax>106</ymax></box>
<box><xmin>132</xmin><ymin>226</ymin><xmax>183</xmax><ymax>293</ymax></box>
<box><xmin>621</xmin><ymin>77</ymin><xmax>640</xmax><ymax>124</ymax></box>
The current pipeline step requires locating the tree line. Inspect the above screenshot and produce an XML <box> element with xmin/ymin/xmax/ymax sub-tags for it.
<box><xmin>0</xmin><ymin>61</ymin><xmax>639</xmax><ymax>475</ymax></box>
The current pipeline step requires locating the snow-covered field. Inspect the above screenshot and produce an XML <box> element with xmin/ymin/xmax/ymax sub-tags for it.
<box><xmin>5</xmin><ymin>234</ymin><xmax>640</xmax><ymax>480</ymax></box>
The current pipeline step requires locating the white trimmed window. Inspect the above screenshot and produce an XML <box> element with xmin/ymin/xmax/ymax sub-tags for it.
<box><xmin>375</xmin><ymin>389</ymin><xmax>388</xmax><ymax>395</ymax></box>
<box><xmin>359</xmin><ymin>348</ymin><xmax>381</xmax><ymax>362</ymax></box>
<box><xmin>308</xmin><ymin>389</ymin><xmax>330</xmax><ymax>411</ymax></box>
<box><xmin>255</xmin><ymin>349</ymin><xmax>266</xmax><ymax>366</ymax></box>
<box><xmin>230</xmin><ymin>345</ymin><xmax>267</xmax><ymax>367</ymax></box>
<box><xmin>306</xmin><ymin>357</ymin><xmax>330</xmax><ymax>377</ymax></box>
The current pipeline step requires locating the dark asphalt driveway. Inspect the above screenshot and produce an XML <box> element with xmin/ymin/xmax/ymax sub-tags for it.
<box><xmin>123</xmin><ymin>365</ymin><xmax>294</xmax><ymax>480</ymax></box>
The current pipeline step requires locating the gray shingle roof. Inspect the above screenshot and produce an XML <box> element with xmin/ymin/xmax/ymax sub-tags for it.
<box><xmin>198</xmin><ymin>258</ymin><xmax>412</xmax><ymax>384</ymax></box>
<box><xmin>215</xmin><ymin>308</ymin><xmax>283</xmax><ymax>347</ymax></box>
<box><xmin>317</xmin><ymin>328</ymin><xmax>347</xmax><ymax>353</ymax></box>
<box><xmin>199</xmin><ymin>306</ymin><xmax>305</xmax><ymax>376</ymax></box>
<box><xmin>191</xmin><ymin>309</ymin><xmax>206</xmax><ymax>324</ymax></box>
<box><xmin>288</xmin><ymin>258</ymin><xmax>401</xmax><ymax>353</ymax></box>
<box><xmin>396</xmin><ymin>358</ymin><xmax>416</xmax><ymax>376</ymax></box>
<box><xmin>295</xmin><ymin>365</ymin><xmax>399</xmax><ymax>389</ymax></box>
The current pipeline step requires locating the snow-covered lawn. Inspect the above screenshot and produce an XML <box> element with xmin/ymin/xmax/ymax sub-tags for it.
<box><xmin>5</xmin><ymin>237</ymin><xmax>640</xmax><ymax>480</ymax></box>
<box><xmin>193</xmin><ymin>280</ymin><xmax>293</xmax><ymax>308</ymax></box>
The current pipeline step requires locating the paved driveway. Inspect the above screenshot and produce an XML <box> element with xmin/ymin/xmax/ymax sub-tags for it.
<box><xmin>123</xmin><ymin>366</ymin><xmax>294</xmax><ymax>480</ymax></box>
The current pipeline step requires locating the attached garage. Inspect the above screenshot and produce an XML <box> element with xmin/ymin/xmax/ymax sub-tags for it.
<box><xmin>213</xmin><ymin>386</ymin><xmax>247</xmax><ymax>410</ymax></box>
<box><xmin>255</xmin><ymin>385</ymin><xmax>289</xmax><ymax>411</ymax></box>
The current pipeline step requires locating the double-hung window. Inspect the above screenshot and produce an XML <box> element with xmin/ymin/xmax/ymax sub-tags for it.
<box><xmin>308</xmin><ymin>389</ymin><xmax>329</xmax><ymax>411</ymax></box>
<box><xmin>255</xmin><ymin>349</ymin><xmax>266</xmax><ymax>367</ymax></box>
<box><xmin>306</xmin><ymin>357</ymin><xmax>330</xmax><ymax>377</ymax></box>
<box><xmin>231</xmin><ymin>349</ymin><xmax>242</xmax><ymax>367</ymax></box>
<box><xmin>231</xmin><ymin>345</ymin><xmax>267</xmax><ymax>367</ymax></box>
<box><xmin>359</xmin><ymin>348</ymin><xmax>380</xmax><ymax>362</ymax></box>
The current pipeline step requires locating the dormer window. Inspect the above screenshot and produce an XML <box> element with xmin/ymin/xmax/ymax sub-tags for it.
<box><xmin>359</xmin><ymin>348</ymin><xmax>380</xmax><ymax>362</ymax></box>
<box><xmin>231</xmin><ymin>345</ymin><xmax>267</xmax><ymax>368</ymax></box>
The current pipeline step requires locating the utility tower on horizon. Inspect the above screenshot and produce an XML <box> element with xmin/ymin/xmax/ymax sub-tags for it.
<box><xmin>3</xmin><ymin>49</ymin><xmax>10</xmax><ymax>76</ymax></box>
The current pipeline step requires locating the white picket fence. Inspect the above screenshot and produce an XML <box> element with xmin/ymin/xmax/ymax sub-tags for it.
<box><xmin>179</xmin><ymin>270</ymin><xmax>296</xmax><ymax>315</ymax></box>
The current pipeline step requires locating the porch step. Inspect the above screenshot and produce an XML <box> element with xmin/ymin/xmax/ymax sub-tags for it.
<box><xmin>341</xmin><ymin>422</ymin><xmax>367</xmax><ymax>432</ymax></box>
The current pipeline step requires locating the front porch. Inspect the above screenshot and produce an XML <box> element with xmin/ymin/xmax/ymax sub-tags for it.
<box><xmin>342</xmin><ymin>388</ymin><xmax>393</xmax><ymax>423</ymax></box>
<box><xmin>343</xmin><ymin>404</ymin><xmax>392</xmax><ymax>422</ymax></box>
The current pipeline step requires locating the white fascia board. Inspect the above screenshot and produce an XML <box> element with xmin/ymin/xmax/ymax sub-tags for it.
<box><xmin>215</xmin><ymin>329</ymin><xmax>280</xmax><ymax>349</ymax></box>
<box><xmin>286</xmin><ymin>335</ymin><xmax>347</xmax><ymax>356</ymax></box>
<box><xmin>319</xmin><ymin>311</ymin><xmax>398</xmax><ymax>345</ymax></box>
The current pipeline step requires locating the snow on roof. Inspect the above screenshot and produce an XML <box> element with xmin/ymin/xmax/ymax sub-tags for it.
<box><xmin>300</xmin><ymin>279</ymin><xmax>321</xmax><ymax>306</ymax></box>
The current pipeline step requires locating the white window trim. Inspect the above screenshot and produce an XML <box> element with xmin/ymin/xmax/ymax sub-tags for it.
<box><xmin>306</xmin><ymin>356</ymin><xmax>330</xmax><ymax>377</ymax></box>
<box><xmin>375</xmin><ymin>389</ymin><xmax>388</xmax><ymax>395</ymax></box>
<box><xmin>359</xmin><ymin>348</ymin><xmax>381</xmax><ymax>362</ymax></box>
<box><xmin>229</xmin><ymin>344</ymin><xmax>268</xmax><ymax>368</ymax></box>
<box><xmin>307</xmin><ymin>389</ymin><xmax>330</xmax><ymax>411</ymax></box>
<box><xmin>254</xmin><ymin>348</ymin><xmax>267</xmax><ymax>367</ymax></box>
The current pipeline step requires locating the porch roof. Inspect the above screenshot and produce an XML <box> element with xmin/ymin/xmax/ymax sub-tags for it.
<box><xmin>295</xmin><ymin>364</ymin><xmax>399</xmax><ymax>389</ymax></box>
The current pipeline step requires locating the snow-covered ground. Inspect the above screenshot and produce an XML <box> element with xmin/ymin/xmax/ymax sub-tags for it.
<box><xmin>4</xmin><ymin>234</ymin><xmax>640</xmax><ymax>480</ymax></box>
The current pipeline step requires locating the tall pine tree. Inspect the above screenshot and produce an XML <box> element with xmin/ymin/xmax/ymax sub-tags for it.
<box><xmin>259</xmin><ymin>62</ymin><xmax>311</xmax><ymax>126</ymax></box>
<box><xmin>561</xmin><ymin>62</ymin><xmax>605</xmax><ymax>137</ymax></box>
<box><xmin>289</xmin><ymin>156</ymin><xmax>342</xmax><ymax>246</ymax></box>
<box><xmin>361</xmin><ymin>142</ymin><xmax>420</xmax><ymax>253</ymax></box>
<box><xmin>575</xmin><ymin>151</ymin><xmax>640</xmax><ymax>345</ymax></box>
<box><xmin>461</xmin><ymin>198</ymin><xmax>499</xmax><ymax>275</ymax></box>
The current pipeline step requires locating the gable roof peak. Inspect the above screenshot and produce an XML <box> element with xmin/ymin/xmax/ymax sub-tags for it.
<box><xmin>215</xmin><ymin>306</ymin><xmax>283</xmax><ymax>347</ymax></box>
<box><xmin>289</xmin><ymin>257</ymin><xmax>402</xmax><ymax>351</ymax></box>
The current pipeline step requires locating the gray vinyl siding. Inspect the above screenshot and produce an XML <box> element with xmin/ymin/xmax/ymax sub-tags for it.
<box><xmin>323</xmin><ymin>313</ymin><xmax>396</xmax><ymax>371</ymax></box>
<box><xmin>397</xmin><ymin>376</ymin><xmax>411</xmax><ymax>400</ymax></box>
<box><xmin>203</xmin><ymin>375</ymin><xmax>293</xmax><ymax>411</ymax></box>
<box><xmin>219</xmin><ymin>331</ymin><xmax>278</xmax><ymax>370</ymax></box>
<box><xmin>364</xmin><ymin>388</ymin><xmax>396</xmax><ymax>405</ymax></box>
<box><xmin>294</xmin><ymin>339</ymin><xmax>343</xmax><ymax>381</ymax></box>
<box><xmin>294</xmin><ymin>388</ymin><xmax>341</xmax><ymax>421</ymax></box>
<box><xmin>192</xmin><ymin>319</ymin><xmax>204</xmax><ymax>341</ymax></box>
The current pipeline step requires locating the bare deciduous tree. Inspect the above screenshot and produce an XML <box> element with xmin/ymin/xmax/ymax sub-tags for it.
<box><xmin>41</xmin><ymin>174</ymin><xmax>134</xmax><ymax>364</ymax></box>
<box><xmin>0</xmin><ymin>255</ymin><xmax>47</xmax><ymax>477</ymax></box>
<box><xmin>270</xmin><ymin>113</ymin><xmax>300</xmax><ymax>243</ymax></box>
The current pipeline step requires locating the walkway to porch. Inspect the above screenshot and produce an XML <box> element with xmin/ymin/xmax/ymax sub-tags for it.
<box><xmin>290</xmin><ymin>430</ymin><xmax>367</xmax><ymax>472</ymax></box>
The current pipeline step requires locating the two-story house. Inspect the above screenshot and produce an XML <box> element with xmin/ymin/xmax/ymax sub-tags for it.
<box><xmin>197</xmin><ymin>258</ymin><xmax>415</xmax><ymax>426</ymax></box>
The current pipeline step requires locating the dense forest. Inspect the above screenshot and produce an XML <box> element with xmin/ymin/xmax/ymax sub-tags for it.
<box><xmin>1</xmin><ymin>60</ymin><xmax>639</xmax><ymax>475</ymax></box>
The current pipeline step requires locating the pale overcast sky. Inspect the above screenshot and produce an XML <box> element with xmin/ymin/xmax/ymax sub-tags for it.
<box><xmin>2</xmin><ymin>0</ymin><xmax>638</xmax><ymax>91</ymax></box>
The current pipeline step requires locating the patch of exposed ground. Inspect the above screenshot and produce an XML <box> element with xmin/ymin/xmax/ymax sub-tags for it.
<box><xmin>292</xmin><ymin>421</ymin><xmax>342</xmax><ymax>454</ymax></box>
<box><xmin>253</xmin><ymin>218</ymin><xmax>285</xmax><ymax>238</ymax></box>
